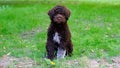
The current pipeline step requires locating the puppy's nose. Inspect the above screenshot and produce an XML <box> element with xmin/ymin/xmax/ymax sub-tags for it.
<box><xmin>57</xmin><ymin>17</ymin><xmax>61</xmax><ymax>20</ymax></box>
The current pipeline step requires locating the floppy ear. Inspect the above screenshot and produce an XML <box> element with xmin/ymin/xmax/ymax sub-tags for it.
<box><xmin>64</xmin><ymin>7</ymin><xmax>71</xmax><ymax>19</ymax></box>
<box><xmin>48</xmin><ymin>8</ymin><xmax>55</xmax><ymax>19</ymax></box>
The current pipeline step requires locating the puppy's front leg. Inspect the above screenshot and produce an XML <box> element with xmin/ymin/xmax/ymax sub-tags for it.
<box><xmin>46</xmin><ymin>41</ymin><xmax>55</xmax><ymax>60</ymax></box>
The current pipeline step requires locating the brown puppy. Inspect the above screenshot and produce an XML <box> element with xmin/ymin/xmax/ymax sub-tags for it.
<box><xmin>46</xmin><ymin>5</ymin><xmax>73</xmax><ymax>60</ymax></box>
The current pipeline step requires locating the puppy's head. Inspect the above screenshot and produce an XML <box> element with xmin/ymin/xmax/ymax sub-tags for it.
<box><xmin>48</xmin><ymin>5</ymin><xmax>71</xmax><ymax>24</ymax></box>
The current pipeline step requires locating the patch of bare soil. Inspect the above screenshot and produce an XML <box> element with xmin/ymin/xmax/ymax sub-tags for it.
<box><xmin>20</xmin><ymin>27</ymin><xmax>43</xmax><ymax>39</ymax></box>
<box><xmin>89</xmin><ymin>56</ymin><xmax>120</xmax><ymax>68</ymax></box>
<box><xmin>0</xmin><ymin>55</ymin><xmax>35</xmax><ymax>68</ymax></box>
<box><xmin>0</xmin><ymin>55</ymin><xmax>120</xmax><ymax>68</ymax></box>
<box><xmin>64</xmin><ymin>56</ymin><xmax>120</xmax><ymax>68</ymax></box>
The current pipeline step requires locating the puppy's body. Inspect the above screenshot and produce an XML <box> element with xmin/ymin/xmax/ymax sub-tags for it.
<box><xmin>46</xmin><ymin>5</ymin><xmax>73</xmax><ymax>60</ymax></box>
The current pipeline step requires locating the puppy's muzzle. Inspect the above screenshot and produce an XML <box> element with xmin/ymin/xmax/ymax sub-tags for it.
<box><xmin>54</xmin><ymin>14</ymin><xmax>66</xmax><ymax>24</ymax></box>
<box><xmin>56</xmin><ymin>15</ymin><xmax>63</xmax><ymax>20</ymax></box>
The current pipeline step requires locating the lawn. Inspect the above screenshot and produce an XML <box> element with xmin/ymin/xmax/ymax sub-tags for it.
<box><xmin>0</xmin><ymin>0</ymin><xmax>120</xmax><ymax>68</ymax></box>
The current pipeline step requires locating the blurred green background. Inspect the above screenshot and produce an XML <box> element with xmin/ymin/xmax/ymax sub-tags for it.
<box><xmin>0</xmin><ymin>0</ymin><xmax>120</xmax><ymax>67</ymax></box>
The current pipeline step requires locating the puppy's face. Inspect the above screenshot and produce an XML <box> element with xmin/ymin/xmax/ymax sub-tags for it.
<box><xmin>48</xmin><ymin>5</ymin><xmax>71</xmax><ymax>24</ymax></box>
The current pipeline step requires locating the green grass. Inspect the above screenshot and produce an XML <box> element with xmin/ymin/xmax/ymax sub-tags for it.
<box><xmin>0</xmin><ymin>0</ymin><xmax>120</xmax><ymax>67</ymax></box>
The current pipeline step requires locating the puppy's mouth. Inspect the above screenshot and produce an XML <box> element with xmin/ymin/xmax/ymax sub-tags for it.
<box><xmin>53</xmin><ymin>14</ymin><xmax>66</xmax><ymax>24</ymax></box>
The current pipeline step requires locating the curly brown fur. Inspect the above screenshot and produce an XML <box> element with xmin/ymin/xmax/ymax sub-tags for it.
<box><xmin>46</xmin><ymin>5</ymin><xmax>73</xmax><ymax>60</ymax></box>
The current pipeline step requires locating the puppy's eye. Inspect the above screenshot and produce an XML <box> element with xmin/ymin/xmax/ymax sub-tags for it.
<box><xmin>62</xmin><ymin>13</ymin><xmax>65</xmax><ymax>15</ymax></box>
<box><xmin>55</xmin><ymin>9</ymin><xmax>60</xmax><ymax>13</ymax></box>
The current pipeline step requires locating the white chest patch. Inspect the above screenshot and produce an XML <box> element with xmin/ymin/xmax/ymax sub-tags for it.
<box><xmin>53</xmin><ymin>32</ymin><xmax>60</xmax><ymax>44</ymax></box>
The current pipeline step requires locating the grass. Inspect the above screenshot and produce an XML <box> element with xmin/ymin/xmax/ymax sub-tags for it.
<box><xmin>0</xmin><ymin>0</ymin><xmax>120</xmax><ymax>67</ymax></box>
